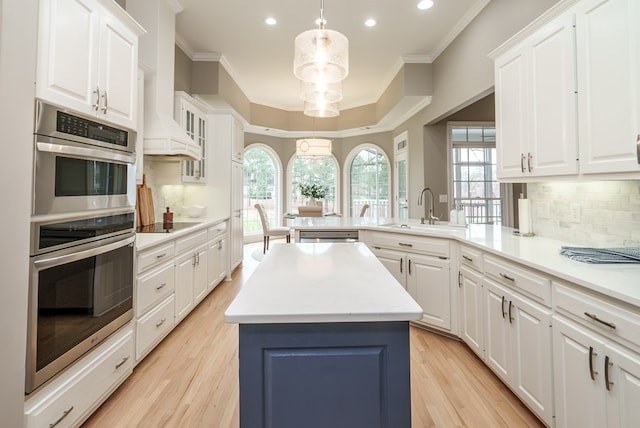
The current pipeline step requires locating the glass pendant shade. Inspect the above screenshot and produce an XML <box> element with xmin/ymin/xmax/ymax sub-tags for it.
<box><xmin>304</xmin><ymin>100</ymin><xmax>339</xmax><ymax>118</ymax></box>
<box><xmin>296</xmin><ymin>138</ymin><xmax>332</xmax><ymax>157</ymax></box>
<box><xmin>300</xmin><ymin>80</ymin><xmax>343</xmax><ymax>103</ymax></box>
<box><xmin>294</xmin><ymin>28</ymin><xmax>349</xmax><ymax>84</ymax></box>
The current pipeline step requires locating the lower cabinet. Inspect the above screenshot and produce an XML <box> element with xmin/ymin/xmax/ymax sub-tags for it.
<box><xmin>458</xmin><ymin>265</ymin><xmax>484</xmax><ymax>358</ymax></box>
<box><xmin>208</xmin><ymin>223</ymin><xmax>229</xmax><ymax>290</ymax></box>
<box><xmin>174</xmin><ymin>230</ymin><xmax>208</xmax><ymax>323</ymax></box>
<box><xmin>24</xmin><ymin>327</ymin><xmax>134</xmax><ymax>428</ymax></box>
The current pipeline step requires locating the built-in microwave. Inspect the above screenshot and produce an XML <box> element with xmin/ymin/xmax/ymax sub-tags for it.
<box><xmin>32</xmin><ymin>101</ymin><xmax>136</xmax><ymax>216</ymax></box>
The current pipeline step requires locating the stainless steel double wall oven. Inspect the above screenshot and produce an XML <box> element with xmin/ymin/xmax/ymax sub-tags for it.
<box><xmin>26</xmin><ymin>101</ymin><xmax>137</xmax><ymax>393</ymax></box>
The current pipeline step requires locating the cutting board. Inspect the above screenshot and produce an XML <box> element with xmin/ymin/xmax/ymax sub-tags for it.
<box><xmin>137</xmin><ymin>174</ymin><xmax>155</xmax><ymax>227</ymax></box>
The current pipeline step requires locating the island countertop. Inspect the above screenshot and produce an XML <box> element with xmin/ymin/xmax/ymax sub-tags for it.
<box><xmin>224</xmin><ymin>242</ymin><xmax>423</xmax><ymax>324</ymax></box>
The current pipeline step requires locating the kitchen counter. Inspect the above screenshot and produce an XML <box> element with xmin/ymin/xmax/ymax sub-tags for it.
<box><xmin>224</xmin><ymin>242</ymin><xmax>423</xmax><ymax>324</ymax></box>
<box><xmin>135</xmin><ymin>216</ymin><xmax>228</xmax><ymax>251</ymax></box>
<box><xmin>287</xmin><ymin>217</ymin><xmax>640</xmax><ymax>308</ymax></box>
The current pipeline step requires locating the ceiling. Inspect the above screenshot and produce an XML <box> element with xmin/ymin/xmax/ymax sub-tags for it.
<box><xmin>174</xmin><ymin>0</ymin><xmax>491</xmax><ymax>117</ymax></box>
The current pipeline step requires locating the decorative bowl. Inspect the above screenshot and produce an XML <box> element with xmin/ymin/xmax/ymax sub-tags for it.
<box><xmin>183</xmin><ymin>205</ymin><xmax>206</xmax><ymax>218</ymax></box>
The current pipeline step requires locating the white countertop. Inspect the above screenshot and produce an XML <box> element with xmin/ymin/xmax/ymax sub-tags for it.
<box><xmin>224</xmin><ymin>242</ymin><xmax>424</xmax><ymax>324</ymax></box>
<box><xmin>135</xmin><ymin>216</ymin><xmax>228</xmax><ymax>251</ymax></box>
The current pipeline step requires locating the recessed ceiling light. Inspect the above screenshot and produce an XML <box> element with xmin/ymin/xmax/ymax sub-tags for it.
<box><xmin>365</xmin><ymin>18</ymin><xmax>376</xmax><ymax>27</ymax></box>
<box><xmin>417</xmin><ymin>0</ymin><xmax>434</xmax><ymax>10</ymax></box>
<box><xmin>265</xmin><ymin>17</ymin><xmax>277</xmax><ymax>25</ymax></box>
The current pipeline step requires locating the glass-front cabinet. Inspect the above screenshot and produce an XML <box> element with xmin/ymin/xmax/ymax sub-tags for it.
<box><xmin>175</xmin><ymin>92</ymin><xmax>207</xmax><ymax>183</ymax></box>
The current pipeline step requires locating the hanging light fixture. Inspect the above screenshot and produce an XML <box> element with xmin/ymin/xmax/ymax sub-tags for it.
<box><xmin>300</xmin><ymin>80</ymin><xmax>343</xmax><ymax>104</ymax></box>
<box><xmin>296</xmin><ymin>138</ymin><xmax>332</xmax><ymax>157</ymax></box>
<box><xmin>303</xmin><ymin>100</ymin><xmax>339</xmax><ymax>118</ymax></box>
<box><xmin>293</xmin><ymin>0</ymin><xmax>349</xmax><ymax>84</ymax></box>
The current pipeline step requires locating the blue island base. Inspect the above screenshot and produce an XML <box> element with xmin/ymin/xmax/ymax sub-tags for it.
<box><xmin>238</xmin><ymin>321</ymin><xmax>412</xmax><ymax>428</ymax></box>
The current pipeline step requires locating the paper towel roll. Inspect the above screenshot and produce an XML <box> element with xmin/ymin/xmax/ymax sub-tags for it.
<box><xmin>518</xmin><ymin>198</ymin><xmax>532</xmax><ymax>235</ymax></box>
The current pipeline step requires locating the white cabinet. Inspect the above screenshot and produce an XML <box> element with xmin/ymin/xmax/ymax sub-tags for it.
<box><xmin>231</xmin><ymin>161</ymin><xmax>244</xmax><ymax>270</ymax></box>
<box><xmin>232</xmin><ymin>116</ymin><xmax>244</xmax><ymax>162</ymax></box>
<box><xmin>575</xmin><ymin>0</ymin><xmax>640</xmax><ymax>175</ymax></box>
<box><xmin>36</xmin><ymin>0</ymin><xmax>142</xmax><ymax>130</ymax></box>
<box><xmin>553</xmin><ymin>281</ymin><xmax>640</xmax><ymax>427</ymax></box>
<box><xmin>458</xmin><ymin>246</ymin><xmax>484</xmax><ymax>358</ymax></box>
<box><xmin>368</xmin><ymin>232</ymin><xmax>452</xmax><ymax>332</ymax></box>
<box><xmin>24</xmin><ymin>327</ymin><xmax>134</xmax><ymax>428</ymax></box>
<box><xmin>494</xmin><ymin>11</ymin><xmax>578</xmax><ymax>180</ymax></box>
<box><xmin>175</xmin><ymin>92</ymin><xmax>208</xmax><ymax>182</ymax></box>
<box><xmin>208</xmin><ymin>222</ymin><xmax>229</xmax><ymax>290</ymax></box>
<box><xmin>174</xmin><ymin>230</ymin><xmax>208</xmax><ymax>322</ymax></box>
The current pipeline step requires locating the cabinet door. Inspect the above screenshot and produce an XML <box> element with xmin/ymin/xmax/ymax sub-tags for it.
<box><xmin>193</xmin><ymin>245</ymin><xmax>208</xmax><ymax>304</ymax></box>
<box><xmin>36</xmin><ymin>0</ymin><xmax>100</xmax><ymax>115</ymax></box>
<box><xmin>553</xmin><ymin>316</ymin><xmax>607</xmax><ymax>428</ymax></box>
<box><xmin>232</xmin><ymin>117</ymin><xmax>244</xmax><ymax>162</ymax></box>
<box><xmin>230</xmin><ymin>212</ymin><xmax>243</xmax><ymax>270</ymax></box>
<box><xmin>576</xmin><ymin>0</ymin><xmax>640</xmax><ymax>174</ymax></box>
<box><xmin>98</xmin><ymin>11</ymin><xmax>137</xmax><ymax>129</ymax></box>
<box><xmin>605</xmin><ymin>342</ymin><xmax>640</xmax><ymax>428</ymax></box>
<box><xmin>208</xmin><ymin>237</ymin><xmax>227</xmax><ymax>290</ymax></box>
<box><xmin>372</xmin><ymin>248</ymin><xmax>406</xmax><ymax>289</ymax></box>
<box><xmin>408</xmin><ymin>254</ymin><xmax>450</xmax><ymax>331</ymax></box>
<box><xmin>459</xmin><ymin>266</ymin><xmax>484</xmax><ymax>358</ymax></box>
<box><xmin>495</xmin><ymin>47</ymin><xmax>529</xmax><ymax>179</ymax></box>
<box><xmin>174</xmin><ymin>253</ymin><xmax>195</xmax><ymax>322</ymax></box>
<box><xmin>529</xmin><ymin>12</ymin><xmax>578</xmax><ymax>177</ymax></box>
<box><xmin>483</xmin><ymin>279</ymin><xmax>511</xmax><ymax>382</ymax></box>
<box><xmin>510</xmin><ymin>291</ymin><xmax>554</xmax><ymax>425</ymax></box>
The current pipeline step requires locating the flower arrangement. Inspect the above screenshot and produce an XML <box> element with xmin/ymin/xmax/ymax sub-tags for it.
<box><xmin>299</xmin><ymin>183</ymin><xmax>328</xmax><ymax>199</ymax></box>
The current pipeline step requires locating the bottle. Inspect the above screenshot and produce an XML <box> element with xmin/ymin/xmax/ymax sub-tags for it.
<box><xmin>457</xmin><ymin>206</ymin><xmax>467</xmax><ymax>226</ymax></box>
<box><xmin>163</xmin><ymin>207</ymin><xmax>173</xmax><ymax>228</ymax></box>
<box><xmin>450</xmin><ymin>205</ymin><xmax>459</xmax><ymax>225</ymax></box>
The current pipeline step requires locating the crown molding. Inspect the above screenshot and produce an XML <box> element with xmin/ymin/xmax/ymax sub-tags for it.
<box><xmin>431</xmin><ymin>0</ymin><xmax>491</xmax><ymax>61</ymax></box>
<box><xmin>164</xmin><ymin>0</ymin><xmax>184</xmax><ymax>14</ymax></box>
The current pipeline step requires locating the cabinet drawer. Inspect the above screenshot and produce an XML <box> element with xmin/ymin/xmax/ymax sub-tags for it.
<box><xmin>553</xmin><ymin>282</ymin><xmax>640</xmax><ymax>350</ymax></box>
<box><xmin>208</xmin><ymin>222</ymin><xmax>227</xmax><ymax>240</ymax></box>
<box><xmin>137</xmin><ymin>242</ymin><xmax>175</xmax><ymax>273</ymax></box>
<box><xmin>25</xmin><ymin>327</ymin><xmax>134</xmax><ymax>428</ymax></box>
<box><xmin>484</xmin><ymin>255</ymin><xmax>551</xmax><ymax>306</ymax></box>
<box><xmin>460</xmin><ymin>245</ymin><xmax>483</xmax><ymax>272</ymax></box>
<box><xmin>136</xmin><ymin>295</ymin><xmax>175</xmax><ymax>361</ymax></box>
<box><xmin>136</xmin><ymin>262</ymin><xmax>175</xmax><ymax>316</ymax></box>
<box><xmin>176</xmin><ymin>229</ymin><xmax>208</xmax><ymax>254</ymax></box>
<box><xmin>370</xmin><ymin>232</ymin><xmax>450</xmax><ymax>258</ymax></box>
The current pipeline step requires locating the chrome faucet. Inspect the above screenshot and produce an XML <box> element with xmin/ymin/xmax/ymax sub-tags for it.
<box><xmin>417</xmin><ymin>187</ymin><xmax>439</xmax><ymax>225</ymax></box>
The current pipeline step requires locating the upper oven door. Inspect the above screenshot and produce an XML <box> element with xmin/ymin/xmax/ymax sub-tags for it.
<box><xmin>33</xmin><ymin>136</ymin><xmax>136</xmax><ymax>216</ymax></box>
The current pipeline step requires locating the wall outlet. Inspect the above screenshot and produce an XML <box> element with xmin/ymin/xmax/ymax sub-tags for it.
<box><xmin>536</xmin><ymin>201</ymin><xmax>551</xmax><ymax>219</ymax></box>
<box><xmin>439</xmin><ymin>194</ymin><xmax>448</xmax><ymax>203</ymax></box>
<box><xmin>569</xmin><ymin>204</ymin><xmax>581</xmax><ymax>223</ymax></box>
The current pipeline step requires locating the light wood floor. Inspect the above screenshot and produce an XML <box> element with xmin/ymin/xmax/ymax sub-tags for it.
<box><xmin>83</xmin><ymin>242</ymin><xmax>544</xmax><ymax>428</ymax></box>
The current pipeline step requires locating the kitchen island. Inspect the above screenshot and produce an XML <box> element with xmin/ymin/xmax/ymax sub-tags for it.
<box><xmin>225</xmin><ymin>242</ymin><xmax>422</xmax><ymax>428</ymax></box>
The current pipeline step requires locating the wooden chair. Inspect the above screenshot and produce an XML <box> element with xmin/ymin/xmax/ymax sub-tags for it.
<box><xmin>359</xmin><ymin>204</ymin><xmax>370</xmax><ymax>217</ymax></box>
<box><xmin>297</xmin><ymin>205</ymin><xmax>323</xmax><ymax>217</ymax></box>
<box><xmin>255</xmin><ymin>203</ymin><xmax>291</xmax><ymax>253</ymax></box>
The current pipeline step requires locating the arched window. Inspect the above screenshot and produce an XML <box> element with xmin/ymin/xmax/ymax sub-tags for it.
<box><xmin>288</xmin><ymin>155</ymin><xmax>339</xmax><ymax>214</ymax></box>
<box><xmin>346</xmin><ymin>145</ymin><xmax>390</xmax><ymax>218</ymax></box>
<box><xmin>243</xmin><ymin>145</ymin><xmax>283</xmax><ymax>239</ymax></box>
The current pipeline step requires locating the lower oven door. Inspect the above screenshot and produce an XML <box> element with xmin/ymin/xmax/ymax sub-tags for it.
<box><xmin>26</xmin><ymin>234</ymin><xmax>135</xmax><ymax>394</ymax></box>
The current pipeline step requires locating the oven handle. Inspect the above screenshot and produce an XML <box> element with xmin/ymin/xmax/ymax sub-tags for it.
<box><xmin>36</xmin><ymin>141</ymin><xmax>136</xmax><ymax>164</ymax></box>
<box><xmin>33</xmin><ymin>235</ymin><xmax>135</xmax><ymax>271</ymax></box>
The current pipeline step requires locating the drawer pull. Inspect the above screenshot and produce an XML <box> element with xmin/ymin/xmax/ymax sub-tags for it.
<box><xmin>462</xmin><ymin>255</ymin><xmax>473</xmax><ymax>263</ymax></box>
<box><xmin>156</xmin><ymin>318</ymin><xmax>167</xmax><ymax>328</ymax></box>
<box><xmin>115</xmin><ymin>356</ymin><xmax>130</xmax><ymax>369</ymax></box>
<box><xmin>399</xmin><ymin>242</ymin><xmax>413</xmax><ymax>248</ymax></box>
<box><xmin>499</xmin><ymin>272</ymin><xmax>515</xmax><ymax>282</ymax></box>
<box><xmin>501</xmin><ymin>296</ymin><xmax>507</xmax><ymax>319</ymax></box>
<box><xmin>373</xmin><ymin>246</ymin><xmax>381</xmax><ymax>250</ymax></box>
<box><xmin>605</xmin><ymin>355</ymin><xmax>614</xmax><ymax>391</ymax></box>
<box><xmin>156</xmin><ymin>253</ymin><xmax>167</xmax><ymax>259</ymax></box>
<box><xmin>588</xmin><ymin>346</ymin><xmax>598</xmax><ymax>381</ymax></box>
<box><xmin>156</xmin><ymin>282</ymin><xmax>167</xmax><ymax>291</ymax></box>
<box><xmin>49</xmin><ymin>406</ymin><xmax>74</xmax><ymax>428</ymax></box>
<box><xmin>584</xmin><ymin>312</ymin><xmax>616</xmax><ymax>330</ymax></box>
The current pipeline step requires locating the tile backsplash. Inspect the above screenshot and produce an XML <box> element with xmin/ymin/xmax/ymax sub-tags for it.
<box><xmin>527</xmin><ymin>181</ymin><xmax>640</xmax><ymax>247</ymax></box>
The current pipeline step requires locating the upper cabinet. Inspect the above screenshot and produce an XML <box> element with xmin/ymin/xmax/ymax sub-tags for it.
<box><xmin>232</xmin><ymin>116</ymin><xmax>244</xmax><ymax>163</ymax></box>
<box><xmin>575</xmin><ymin>0</ymin><xmax>640</xmax><ymax>175</ymax></box>
<box><xmin>36</xmin><ymin>0</ymin><xmax>144</xmax><ymax>130</ymax></box>
<box><xmin>175</xmin><ymin>92</ymin><xmax>208</xmax><ymax>183</ymax></box>
<box><xmin>491</xmin><ymin>0</ymin><xmax>640</xmax><ymax>181</ymax></box>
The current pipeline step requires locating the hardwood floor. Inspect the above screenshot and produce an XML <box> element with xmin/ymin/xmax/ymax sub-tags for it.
<box><xmin>82</xmin><ymin>242</ymin><xmax>544</xmax><ymax>428</ymax></box>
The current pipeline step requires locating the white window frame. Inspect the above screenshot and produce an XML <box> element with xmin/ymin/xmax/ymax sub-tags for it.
<box><xmin>343</xmin><ymin>144</ymin><xmax>391</xmax><ymax>218</ymax></box>
<box><xmin>286</xmin><ymin>154</ymin><xmax>341</xmax><ymax>214</ymax></box>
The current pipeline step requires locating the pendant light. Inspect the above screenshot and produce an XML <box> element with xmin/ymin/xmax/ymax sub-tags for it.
<box><xmin>296</xmin><ymin>138</ymin><xmax>333</xmax><ymax>157</ymax></box>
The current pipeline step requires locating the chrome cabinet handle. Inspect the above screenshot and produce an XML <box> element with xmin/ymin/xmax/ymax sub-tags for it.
<box><xmin>462</xmin><ymin>255</ymin><xmax>473</xmax><ymax>263</ymax></box>
<box><xmin>508</xmin><ymin>301</ymin><xmax>514</xmax><ymax>324</ymax></box>
<box><xmin>156</xmin><ymin>282</ymin><xmax>166</xmax><ymax>291</ymax></box>
<box><xmin>499</xmin><ymin>272</ymin><xmax>515</xmax><ymax>282</ymax></box>
<box><xmin>589</xmin><ymin>346</ymin><xmax>598</xmax><ymax>381</ymax></box>
<box><xmin>527</xmin><ymin>152</ymin><xmax>533</xmax><ymax>172</ymax></box>
<box><xmin>520</xmin><ymin>153</ymin><xmax>526</xmax><ymax>173</ymax></box>
<box><xmin>49</xmin><ymin>406</ymin><xmax>74</xmax><ymax>428</ymax></box>
<box><xmin>101</xmin><ymin>90</ymin><xmax>108</xmax><ymax>113</ymax></box>
<box><xmin>156</xmin><ymin>318</ymin><xmax>166</xmax><ymax>328</ymax></box>
<box><xmin>605</xmin><ymin>355</ymin><xmax>614</xmax><ymax>391</ymax></box>
<box><xmin>501</xmin><ymin>296</ymin><xmax>507</xmax><ymax>319</ymax></box>
<box><xmin>584</xmin><ymin>312</ymin><xmax>616</xmax><ymax>330</ymax></box>
<box><xmin>115</xmin><ymin>356</ymin><xmax>129</xmax><ymax>369</ymax></box>
<box><xmin>93</xmin><ymin>86</ymin><xmax>101</xmax><ymax>111</ymax></box>
<box><xmin>399</xmin><ymin>242</ymin><xmax>413</xmax><ymax>247</ymax></box>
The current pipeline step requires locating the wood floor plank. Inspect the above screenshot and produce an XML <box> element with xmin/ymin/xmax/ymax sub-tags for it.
<box><xmin>82</xmin><ymin>243</ymin><xmax>544</xmax><ymax>428</ymax></box>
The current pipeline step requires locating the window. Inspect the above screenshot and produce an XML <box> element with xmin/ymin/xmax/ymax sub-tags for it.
<box><xmin>347</xmin><ymin>145</ymin><xmax>390</xmax><ymax>217</ymax></box>
<box><xmin>288</xmin><ymin>156</ymin><xmax>338</xmax><ymax>214</ymax></box>
<box><xmin>450</xmin><ymin>125</ymin><xmax>503</xmax><ymax>225</ymax></box>
<box><xmin>243</xmin><ymin>145</ymin><xmax>282</xmax><ymax>237</ymax></box>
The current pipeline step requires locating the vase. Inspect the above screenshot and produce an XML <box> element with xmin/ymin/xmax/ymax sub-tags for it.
<box><xmin>307</xmin><ymin>197</ymin><xmax>316</xmax><ymax>206</ymax></box>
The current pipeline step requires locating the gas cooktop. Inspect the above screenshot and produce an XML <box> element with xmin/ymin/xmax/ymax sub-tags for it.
<box><xmin>136</xmin><ymin>222</ymin><xmax>201</xmax><ymax>233</ymax></box>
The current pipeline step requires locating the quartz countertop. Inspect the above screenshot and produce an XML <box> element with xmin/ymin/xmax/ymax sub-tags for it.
<box><xmin>135</xmin><ymin>216</ymin><xmax>228</xmax><ymax>251</ymax></box>
<box><xmin>224</xmin><ymin>242</ymin><xmax>424</xmax><ymax>324</ymax></box>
